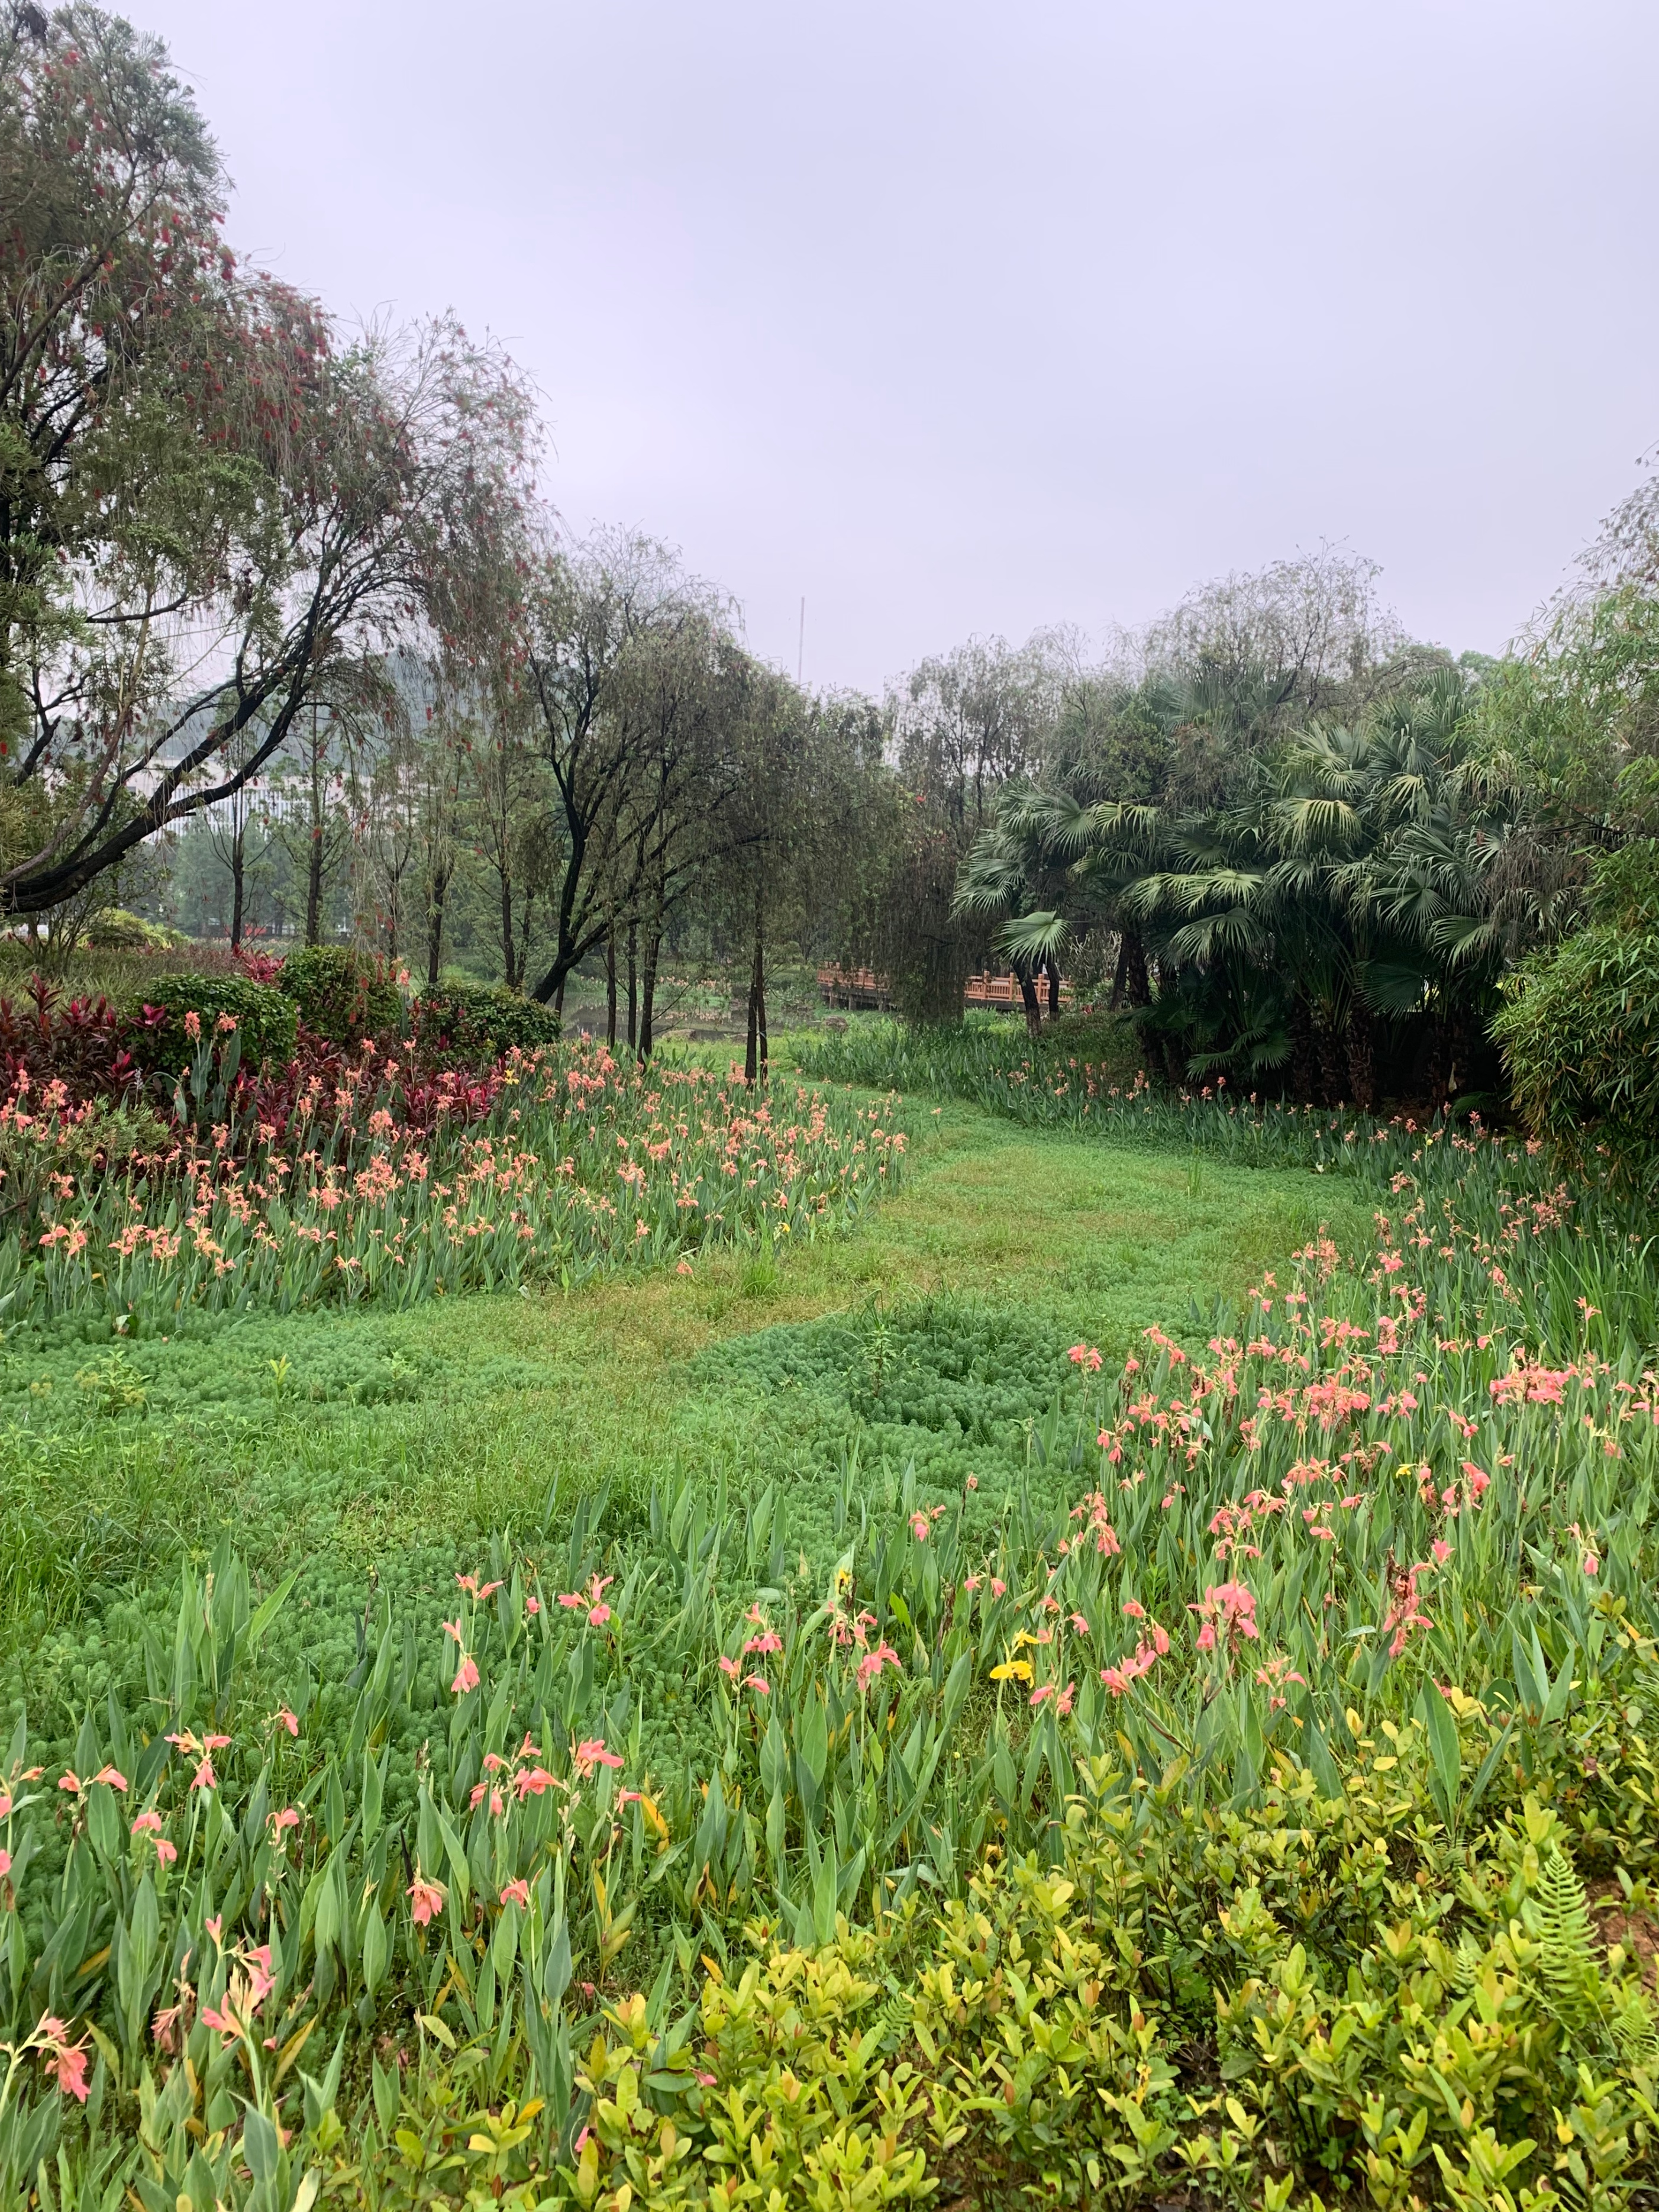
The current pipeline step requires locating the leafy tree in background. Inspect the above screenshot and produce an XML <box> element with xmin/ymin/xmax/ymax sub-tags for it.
<box><xmin>0</xmin><ymin>3</ymin><xmax>535</xmax><ymax>916</ymax></box>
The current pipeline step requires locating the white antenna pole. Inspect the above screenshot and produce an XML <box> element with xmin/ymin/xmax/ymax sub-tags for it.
<box><xmin>797</xmin><ymin>596</ymin><xmax>805</xmax><ymax>686</ymax></box>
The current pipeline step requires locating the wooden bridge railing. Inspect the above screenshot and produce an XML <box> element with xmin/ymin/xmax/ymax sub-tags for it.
<box><xmin>816</xmin><ymin>966</ymin><xmax>1073</xmax><ymax>1012</ymax></box>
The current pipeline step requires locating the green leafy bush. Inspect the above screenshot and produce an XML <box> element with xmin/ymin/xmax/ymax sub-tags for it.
<box><xmin>1495</xmin><ymin>839</ymin><xmax>1659</xmax><ymax>1167</ymax></box>
<box><xmin>0</xmin><ymin>1096</ymin><xmax>170</xmax><ymax>1234</ymax></box>
<box><xmin>277</xmin><ymin>945</ymin><xmax>404</xmax><ymax>1046</ymax></box>
<box><xmin>1040</xmin><ymin>1004</ymin><xmax>1145</xmax><ymax>1079</ymax></box>
<box><xmin>80</xmin><ymin>907</ymin><xmax>188</xmax><ymax>952</ymax></box>
<box><xmin>119</xmin><ymin>973</ymin><xmax>297</xmax><ymax>1074</ymax></box>
<box><xmin>411</xmin><ymin>981</ymin><xmax>561</xmax><ymax>1059</ymax></box>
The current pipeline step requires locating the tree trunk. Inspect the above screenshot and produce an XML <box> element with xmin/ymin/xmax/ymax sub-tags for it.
<box><xmin>606</xmin><ymin>928</ymin><xmax>618</xmax><ymax>1050</ymax></box>
<box><xmin>1345</xmin><ymin>1007</ymin><xmax>1376</xmax><ymax>1113</ymax></box>
<box><xmin>1108</xmin><ymin>933</ymin><xmax>1128</xmax><ymax>1009</ymax></box>
<box><xmin>626</xmin><ymin>923</ymin><xmax>638</xmax><ymax>1049</ymax></box>
<box><xmin>1122</xmin><ymin>930</ymin><xmax>1151</xmax><ymax>1009</ymax></box>
<box><xmin>1315</xmin><ymin>1009</ymin><xmax>1348</xmax><ymax>1107</ymax></box>
<box><xmin>517</xmin><ymin>894</ymin><xmax>534</xmax><ymax>998</ymax></box>
<box><xmin>1442</xmin><ymin>1000</ymin><xmax>1474</xmax><ymax>1110</ymax></box>
<box><xmin>638</xmin><ymin>927</ymin><xmax>661</xmax><ymax>1060</ymax></box>
<box><xmin>426</xmin><ymin>862</ymin><xmax>448</xmax><ymax>991</ymax></box>
<box><xmin>305</xmin><ymin>824</ymin><xmax>323</xmax><ymax>947</ymax></box>
<box><xmin>229</xmin><ymin>827</ymin><xmax>245</xmax><ymax>953</ymax></box>
<box><xmin>745</xmin><ymin>888</ymin><xmax>767</xmax><ymax>1085</ymax></box>
<box><xmin>1016</xmin><ymin>966</ymin><xmax>1042</xmax><ymax>1037</ymax></box>
<box><xmin>499</xmin><ymin>874</ymin><xmax>517</xmax><ymax>991</ymax></box>
<box><xmin>1289</xmin><ymin>993</ymin><xmax>1317</xmax><ymax>1105</ymax></box>
<box><xmin>1046</xmin><ymin>960</ymin><xmax>1061</xmax><ymax>1022</ymax></box>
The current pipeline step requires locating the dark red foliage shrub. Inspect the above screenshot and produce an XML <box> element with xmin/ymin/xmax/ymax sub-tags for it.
<box><xmin>232</xmin><ymin>944</ymin><xmax>286</xmax><ymax>986</ymax></box>
<box><xmin>0</xmin><ymin>976</ymin><xmax>154</xmax><ymax>1099</ymax></box>
<box><xmin>224</xmin><ymin>1026</ymin><xmax>522</xmax><ymax>1153</ymax></box>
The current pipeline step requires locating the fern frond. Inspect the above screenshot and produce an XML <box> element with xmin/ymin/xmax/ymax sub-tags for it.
<box><xmin>1611</xmin><ymin>1989</ymin><xmax>1659</xmax><ymax>2074</ymax></box>
<box><xmin>1536</xmin><ymin>1843</ymin><xmax>1604</xmax><ymax>2039</ymax></box>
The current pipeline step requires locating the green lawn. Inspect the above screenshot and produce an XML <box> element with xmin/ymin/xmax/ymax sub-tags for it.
<box><xmin>0</xmin><ymin>1098</ymin><xmax>1367</xmax><ymax>1671</ymax></box>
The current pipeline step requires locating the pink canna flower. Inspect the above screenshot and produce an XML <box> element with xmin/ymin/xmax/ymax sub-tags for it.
<box><xmin>1431</xmin><ymin>1537</ymin><xmax>1453</xmax><ymax>1565</ymax></box>
<box><xmin>50</xmin><ymin>2045</ymin><xmax>89</xmax><ymax>2103</ymax></box>
<box><xmin>1584</xmin><ymin>1552</ymin><xmax>1600</xmax><ymax>1575</ymax></box>
<box><xmin>525</xmin><ymin>1595</ymin><xmax>541</xmax><ymax>1616</ymax></box>
<box><xmin>442</xmin><ymin>1618</ymin><xmax>464</xmax><ymax>1643</ymax></box>
<box><xmin>134</xmin><ymin>1813</ymin><xmax>178</xmax><ymax>1862</ymax></box>
<box><xmin>246</xmin><ymin>1944</ymin><xmax>275</xmax><ymax>2010</ymax></box>
<box><xmin>0</xmin><ymin>1849</ymin><xmax>10</xmax><ymax>1881</ymax></box>
<box><xmin>499</xmin><ymin>1878</ymin><xmax>531</xmax><ymax>1908</ymax></box>
<box><xmin>741</xmin><ymin>1675</ymin><xmax>770</xmax><ymax>1695</ymax></box>
<box><xmin>718</xmin><ymin>1653</ymin><xmax>740</xmax><ymax>1678</ymax></box>
<box><xmin>273</xmin><ymin>1707</ymin><xmax>299</xmax><ymax>1738</ymax></box>
<box><xmin>191</xmin><ymin>1756</ymin><xmax>215</xmax><ymax>1792</ymax></box>
<box><xmin>450</xmin><ymin>1654</ymin><xmax>480</xmax><ymax>1696</ymax></box>
<box><xmin>909</xmin><ymin>1512</ymin><xmax>929</xmax><ymax>1543</ymax></box>
<box><xmin>408</xmin><ymin>1870</ymin><xmax>446</xmax><ymax>1926</ymax></box>
<box><xmin>572</xmin><ymin>1738</ymin><xmax>624</xmax><ymax>1778</ymax></box>
<box><xmin>514</xmin><ymin>1765</ymin><xmax>558</xmax><ymax>1800</ymax></box>
<box><xmin>587</xmin><ymin>1602</ymin><xmax>612</xmax><ymax>1627</ymax></box>
<box><xmin>89</xmin><ymin>1765</ymin><xmax>128</xmax><ymax>1791</ymax></box>
<box><xmin>1189</xmin><ymin>1581</ymin><xmax>1258</xmax><ymax>1656</ymax></box>
<box><xmin>1069</xmin><ymin>1613</ymin><xmax>1090</xmax><ymax>1635</ymax></box>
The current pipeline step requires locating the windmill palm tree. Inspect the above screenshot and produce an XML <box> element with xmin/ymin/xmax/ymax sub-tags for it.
<box><xmin>951</xmin><ymin>782</ymin><xmax>1095</xmax><ymax>1032</ymax></box>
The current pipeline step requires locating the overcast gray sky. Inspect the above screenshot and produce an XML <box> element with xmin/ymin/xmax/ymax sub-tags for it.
<box><xmin>140</xmin><ymin>0</ymin><xmax>1659</xmax><ymax>694</ymax></box>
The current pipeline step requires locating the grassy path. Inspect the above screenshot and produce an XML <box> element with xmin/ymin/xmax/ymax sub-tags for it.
<box><xmin>0</xmin><ymin>1099</ymin><xmax>1367</xmax><ymax>1647</ymax></box>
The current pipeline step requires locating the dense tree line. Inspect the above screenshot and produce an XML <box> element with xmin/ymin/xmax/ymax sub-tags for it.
<box><xmin>11</xmin><ymin>0</ymin><xmax>1659</xmax><ymax>1132</ymax></box>
<box><xmin>931</xmin><ymin>527</ymin><xmax>1659</xmax><ymax>1130</ymax></box>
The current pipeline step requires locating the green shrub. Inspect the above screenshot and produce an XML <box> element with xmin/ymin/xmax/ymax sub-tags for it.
<box><xmin>277</xmin><ymin>944</ymin><xmax>404</xmax><ymax>1046</ymax></box>
<box><xmin>1494</xmin><ymin>839</ymin><xmax>1659</xmax><ymax>1167</ymax></box>
<box><xmin>411</xmin><ymin>981</ymin><xmax>561</xmax><ymax>1059</ymax></box>
<box><xmin>0</xmin><ymin>1096</ymin><xmax>171</xmax><ymax>1231</ymax></box>
<box><xmin>1040</xmin><ymin>1005</ymin><xmax>1145</xmax><ymax>1081</ymax></box>
<box><xmin>80</xmin><ymin>907</ymin><xmax>188</xmax><ymax>952</ymax></box>
<box><xmin>121</xmin><ymin>973</ymin><xmax>297</xmax><ymax>1074</ymax></box>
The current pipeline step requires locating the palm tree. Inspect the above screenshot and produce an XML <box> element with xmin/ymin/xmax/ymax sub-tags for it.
<box><xmin>951</xmin><ymin>783</ymin><xmax>1095</xmax><ymax>1032</ymax></box>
